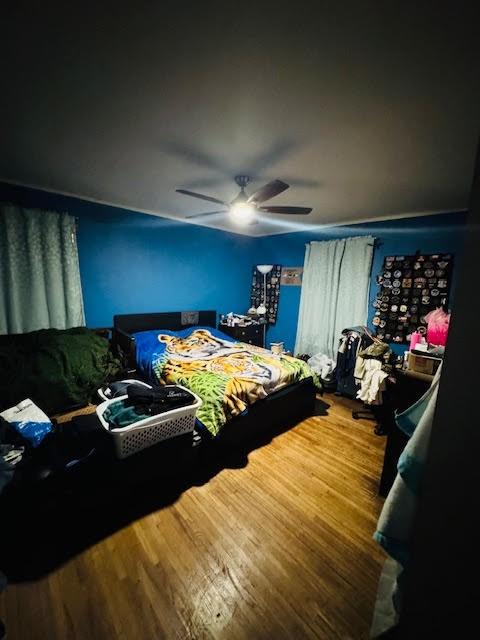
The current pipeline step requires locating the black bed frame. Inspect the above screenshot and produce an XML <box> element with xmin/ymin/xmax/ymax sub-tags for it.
<box><xmin>111</xmin><ymin>310</ymin><xmax>317</xmax><ymax>446</ymax></box>
<box><xmin>112</xmin><ymin>310</ymin><xmax>217</xmax><ymax>369</ymax></box>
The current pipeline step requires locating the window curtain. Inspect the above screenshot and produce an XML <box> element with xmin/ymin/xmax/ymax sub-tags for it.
<box><xmin>0</xmin><ymin>203</ymin><xmax>85</xmax><ymax>334</ymax></box>
<box><xmin>295</xmin><ymin>236</ymin><xmax>374</xmax><ymax>359</ymax></box>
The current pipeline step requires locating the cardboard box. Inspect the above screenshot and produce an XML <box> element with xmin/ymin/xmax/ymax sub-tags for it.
<box><xmin>406</xmin><ymin>351</ymin><xmax>441</xmax><ymax>376</ymax></box>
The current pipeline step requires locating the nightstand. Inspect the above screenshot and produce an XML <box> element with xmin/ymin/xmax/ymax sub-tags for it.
<box><xmin>218</xmin><ymin>323</ymin><xmax>264</xmax><ymax>347</ymax></box>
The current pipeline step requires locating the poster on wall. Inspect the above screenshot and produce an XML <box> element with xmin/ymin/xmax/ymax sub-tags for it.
<box><xmin>372</xmin><ymin>253</ymin><xmax>453</xmax><ymax>344</ymax></box>
<box><xmin>280</xmin><ymin>267</ymin><xmax>303</xmax><ymax>286</ymax></box>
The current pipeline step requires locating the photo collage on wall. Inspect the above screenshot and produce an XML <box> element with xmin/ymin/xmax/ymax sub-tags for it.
<box><xmin>372</xmin><ymin>253</ymin><xmax>453</xmax><ymax>344</ymax></box>
<box><xmin>250</xmin><ymin>264</ymin><xmax>282</xmax><ymax>325</ymax></box>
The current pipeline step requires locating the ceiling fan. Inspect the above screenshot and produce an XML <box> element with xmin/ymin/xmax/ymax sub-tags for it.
<box><xmin>176</xmin><ymin>175</ymin><xmax>312</xmax><ymax>226</ymax></box>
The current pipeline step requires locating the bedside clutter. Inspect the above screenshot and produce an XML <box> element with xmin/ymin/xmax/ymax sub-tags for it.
<box><xmin>218</xmin><ymin>321</ymin><xmax>263</xmax><ymax>347</ymax></box>
<box><xmin>219</xmin><ymin>312</ymin><xmax>260</xmax><ymax>327</ymax></box>
<box><xmin>219</xmin><ymin>312</ymin><xmax>264</xmax><ymax>347</ymax></box>
<box><xmin>218</xmin><ymin>312</ymin><xmax>288</xmax><ymax>351</ymax></box>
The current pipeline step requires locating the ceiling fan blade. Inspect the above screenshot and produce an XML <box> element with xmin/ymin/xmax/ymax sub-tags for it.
<box><xmin>185</xmin><ymin>210</ymin><xmax>228</xmax><ymax>219</ymax></box>
<box><xmin>247</xmin><ymin>179</ymin><xmax>289</xmax><ymax>204</ymax></box>
<box><xmin>259</xmin><ymin>206</ymin><xmax>312</xmax><ymax>215</ymax></box>
<box><xmin>176</xmin><ymin>189</ymin><xmax>227</xmax><ymax>206</ymax></box>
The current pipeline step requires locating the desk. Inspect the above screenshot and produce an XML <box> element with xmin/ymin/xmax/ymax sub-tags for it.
<box><xmin>400</xmin><ymin>368</ymin><xmax>434</xmax><ymax>383</ymax></box>
<box><xmin>379</xmin><ymin>369</ymin><xmax>431</xmax><ymax>497</ymax></box>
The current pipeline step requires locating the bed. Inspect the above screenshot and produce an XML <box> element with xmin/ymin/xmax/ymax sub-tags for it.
<box><xmin>112</xmin><ymin>310</ymin><xmax>319</xmax><ymax>443</ymax></box>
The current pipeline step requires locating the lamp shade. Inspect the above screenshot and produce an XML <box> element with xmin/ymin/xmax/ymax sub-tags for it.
<box><xmin>256</xmin><ymin>264</ymin><xmax>274</xmax><ymax>275</ymax></box>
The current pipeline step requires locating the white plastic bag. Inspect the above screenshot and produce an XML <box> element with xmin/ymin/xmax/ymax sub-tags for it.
<box><xmin>307</xmin><ymin>353</ymin><xmax>336</xmax><ymax>380</ymax></box>
<box><xmin>0</xmin><ymin>399</ymin><xmax>52</xmax><ymax>447</ymax></box>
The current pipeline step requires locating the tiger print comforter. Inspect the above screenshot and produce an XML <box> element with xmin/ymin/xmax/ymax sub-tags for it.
<box><xmin>134</xmin><ymin>327</ymin><xmax>319</xmax><ymax>436</ymax></box>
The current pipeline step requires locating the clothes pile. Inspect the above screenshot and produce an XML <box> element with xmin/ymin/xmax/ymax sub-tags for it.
<box><xmin>40</xmin><ymin>414</ymin><xmax>107</xmax><ymax>470</ymax></box>
<box><xmin>0</xmin><ymin>416</ymin><xmax>26</xmax><ymax>493</ymax></box>
<box><xmin>0</xmin><ymin>399</ymin><xmax>108</xmax><ymax>492</ymax></box>
<box><xmin>336</xmin><ymin>330</ymin><xmax>363</xmax><ymax>397</ymax></box>
<box><xmin>1</xmin><ymin>399</ymin><xmax>54</xmax><ymax>492</ymax></box>
<box><xmin>335</xmin><ymin>326</ymin><xmax>393</xmax><ymax>404</ymax></box>
<box><xmin>307</xmin><ymin>353</ymin><xmax>336</xmax><ymax>391</ymax></box>
<box><xmin>104</xmin><ymin>385</ymin><xmax>197</xmax><ymax>430</ymax></box>
<box><xmin>98</xmin><ymin>379</ymin><xmax>151</xmax><ymax>401</ymax></box>
<box><xmin>355</xmin><ymin>341</ymin><xmax>392</xmax><ymax>405</ymax></box>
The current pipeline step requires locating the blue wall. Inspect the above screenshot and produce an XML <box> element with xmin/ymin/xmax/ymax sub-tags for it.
<box><xmin>0</xmin><ymin>182</ymin><xmax>467</xmax><ymax>352</ymax></box>
<box><xmin>257</xmin><ymin>213</ymin><xmax>467</xmax><ymax>353</ymax></box>
<box><xmin>0</xmin><ymin>183</ymin><xmax>257</xmax><ymax>327</ymax></box>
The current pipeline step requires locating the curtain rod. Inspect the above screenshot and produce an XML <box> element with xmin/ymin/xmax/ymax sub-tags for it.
<box><xmin>305</xmin><ymin>237</ymin><xmax>380</xmax><ymax>247</ymax></box>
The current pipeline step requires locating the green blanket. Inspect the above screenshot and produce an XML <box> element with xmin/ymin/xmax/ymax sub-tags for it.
<box><xmin>0</xmin><ymin>327</ymin><xmax>122</xmax><ymax>414</ymax></box>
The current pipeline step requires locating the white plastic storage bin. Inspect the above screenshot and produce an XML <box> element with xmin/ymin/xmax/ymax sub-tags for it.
<box><xmin>96</xmin><ymin>385</ymin><xmax>202</xmax><ymax>459</ymax></box>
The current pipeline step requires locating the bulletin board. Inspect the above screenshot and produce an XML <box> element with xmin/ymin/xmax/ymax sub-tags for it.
<box><xmin>250</xmin><ymin>264</ymin><xmax>282</xmax><ymax>325</ymax></box>
<box><xmin>372</xmin><ymin>253</ymin><xmax>453</xmax><ymax>344</ymax></box>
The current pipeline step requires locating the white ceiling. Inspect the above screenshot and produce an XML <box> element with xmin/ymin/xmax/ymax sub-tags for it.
<box><xmin>1</xmin><ymin>3</ymin><xmax>478</xmax><ymax>236</ymax></box>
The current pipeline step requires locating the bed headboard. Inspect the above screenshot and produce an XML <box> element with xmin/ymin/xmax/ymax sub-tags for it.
<box><xmin>113</xmin><ymin>310</ymin><xmax>217</xmax><ymax>335</ymax></box>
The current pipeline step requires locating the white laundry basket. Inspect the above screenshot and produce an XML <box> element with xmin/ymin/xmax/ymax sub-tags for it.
<box><xmin>96</xmin><ymin>385</ymin><xmax>202</xmax><ymax>459</ymax></box>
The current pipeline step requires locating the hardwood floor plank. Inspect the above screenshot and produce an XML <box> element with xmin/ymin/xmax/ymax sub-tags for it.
<box><xmin>0</xmin><ymin>394</ymin><xmax>387</xmax><ymax>639</ymax></box>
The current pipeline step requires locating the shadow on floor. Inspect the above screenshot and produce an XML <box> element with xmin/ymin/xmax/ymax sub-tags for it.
<box><xmin>0</xmin><ymin>402</ymin><xmax>327</xmax><ymax>584</ymax></box>
<box><xmin>314</xmin><ymin>397</ymin><xmax>330</xmax><ymax>416</ymax></box>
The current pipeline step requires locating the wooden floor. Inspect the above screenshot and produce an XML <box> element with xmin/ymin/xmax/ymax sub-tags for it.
<box><xmin>0</xmin><ymin>395</ymin><xmax>386</xmax><ymax>639</ymax></box>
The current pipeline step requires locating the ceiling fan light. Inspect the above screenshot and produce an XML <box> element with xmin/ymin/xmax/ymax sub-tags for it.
<box><xmin>229</xmin><ymin>202</ymin><xmax>255</xmax><ymax>225</ymax></box>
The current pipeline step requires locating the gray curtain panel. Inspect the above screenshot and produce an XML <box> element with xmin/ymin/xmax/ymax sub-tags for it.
<box><xmin>295</xmin><ymin>236</ymin><xmax>374</xmax><ymax>359</ymax></box>
<box><xmin>0</xmin><ymin>203</ymin><xmax>85</xmax><ymax>334</ymax></box>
